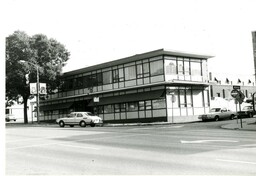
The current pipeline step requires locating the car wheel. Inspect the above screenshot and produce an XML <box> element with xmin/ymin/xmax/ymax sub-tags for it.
<box><xmin>80</xmin><ymin>121</ymin><xmax>86</xmax><ymax>127</ymax></box>
<box><xmin>249</xmin><ymin>113</ymin><xmax>253</xmax><ymax>118</ymax></box>
<box><xmin>215</xmin><ymin>116</ymin><xmax>219</xmax><ymax>121</ymax></box>
<box><xmin>230</xmin><ymin>114</ymin><xmax>235</xmax><ymax>120</ymax></box>
<box><xmin>69</xmin><ymin>125</ymin><xmax>74</xmax><ymax>127</ymax></box>
<box><xmin>59</xmin><ymin>121</ymin><xmax>65</xmax><ymax>127</ymax></box>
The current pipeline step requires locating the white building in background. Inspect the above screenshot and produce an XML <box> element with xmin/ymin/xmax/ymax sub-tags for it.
<box><xmin>209</xmin><ymin>72</ymin><xmax>256</xmax><ymax>111</ymax></box>
<box><xmin>6</xmin><ymin>98</ymin><xmax>37</xmax><ymax>123</ymax></box>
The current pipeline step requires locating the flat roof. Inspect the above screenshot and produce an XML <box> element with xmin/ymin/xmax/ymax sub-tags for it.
<box><xmin>63</xmin><ymin>48</ymin><xmax>214</xmax><ymax>77</ymax></box>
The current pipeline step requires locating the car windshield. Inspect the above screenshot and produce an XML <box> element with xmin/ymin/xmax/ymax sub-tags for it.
<box><xmin>87</xmin><ymin>112</ymin><xmax>95</xmax><ymax>116</ymax></box>
<box><xmin>210</xmin><ymin>108</ymin><xmax>221</xmax><ymax>112</ymax></box>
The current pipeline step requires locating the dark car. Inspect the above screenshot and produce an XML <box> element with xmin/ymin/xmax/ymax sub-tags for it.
<box><xmin>237</xmin><ymin>105</ymin><xmax>254</xmax><ymax>118</ymax></box>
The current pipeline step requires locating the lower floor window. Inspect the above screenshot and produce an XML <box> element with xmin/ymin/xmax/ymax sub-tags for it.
<box><xmin>127</xmin><ymin>102</ymin><xmax>138</xmax><ymax>111</ymax></box>
<box><xmin>152</xmin><ymin>99</ymin><xmax>166</xmax><ymax>109</ymax></box>
<box><xmin>98</xmin><ymin>98</ymin><xmax>166</xmax><ymax>116</ymax></box>
<box><xmin>103</xmin><ymin>105</ymin><xmax>114</xmax><ymax>113</ymax></box>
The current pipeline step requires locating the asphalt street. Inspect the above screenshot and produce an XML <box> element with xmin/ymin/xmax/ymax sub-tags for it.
<box><xmin>5</xmin><ymin>120</ymin><xmax>256</xmax><ymax>175</ymax></box>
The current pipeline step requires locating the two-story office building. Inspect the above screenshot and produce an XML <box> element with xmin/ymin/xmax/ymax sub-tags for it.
<box><xmin>40</xmin><ymin>49</ymin><xmax>213</xmax><ymax>123</ymax></box>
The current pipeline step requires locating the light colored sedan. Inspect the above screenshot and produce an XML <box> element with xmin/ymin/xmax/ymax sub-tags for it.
<box><xmin>56</xmin><ymin>112</ymin><xmax>103</xmax><ymax>127</ymax></box>
<box><xmin>198</xmin><ymin>108</ymin><xmax>236</xmax><ymax>121</ymax></box>
<box><xmin>5</xmin><ymin>114</ymin><xmax>17</xmax><ymax>122</ymax></box>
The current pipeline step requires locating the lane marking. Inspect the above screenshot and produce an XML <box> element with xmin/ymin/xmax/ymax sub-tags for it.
<box><xmin>180</xmin><ymin>139</ymin><xmax>239</xmax><ymax>144</ymax></box>
<box><xmin>159</xmin><ymin>125</ymin><xmax>184</xmax><ymax>129</ymax></box>
<box><xmin>128</xmin><ymin>125</ymin><xmax>184</xmax><ymax>131</ymax></box>
<box><xmin>216</xmin><ymin>159</ymin><xmax>256</xmax><ymax>165</ymax></box>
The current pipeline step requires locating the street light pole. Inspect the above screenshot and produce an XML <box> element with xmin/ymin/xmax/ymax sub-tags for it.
<box><xmin>36</xmin><ymin>65</ymin><xmax>40</xmax><ymax>124</ymax></box>
<box><xmin>19</xmin><ymin>60</ymin><xmax>40</xmax><ymax>124</ymax></box>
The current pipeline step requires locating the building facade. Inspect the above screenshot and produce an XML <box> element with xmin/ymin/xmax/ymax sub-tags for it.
<box><xmin>209</xmin><ymin>72</ymin><xmax>256</xmax><ymax>100</ymax></box>
<box><xmin>40</xmin><ymin>49</ymin><xmax>213</xmax><ymax>123</ymax></box>
<box><xmin>208</xmin><ymin>71</ymin><xmax>256</xmax><ymax>111</ymax></box>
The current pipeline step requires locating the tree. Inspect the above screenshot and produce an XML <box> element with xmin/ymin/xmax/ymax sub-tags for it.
<box><xmin>6</xmin><ymin>31</ymin><xmax>70</xmax><ymax>124</ymax></box>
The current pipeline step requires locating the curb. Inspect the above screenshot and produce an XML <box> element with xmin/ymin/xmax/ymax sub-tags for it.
<box><xmin>221</xmin><ymin>121</ymin><xmax>256</xmax><ymax>131</ymax></box>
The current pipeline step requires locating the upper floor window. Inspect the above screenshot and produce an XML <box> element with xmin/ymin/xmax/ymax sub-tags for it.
<box><xmin>91</xmin><ymin>74</ymin><xmax>98</xmax><ymax>87</ymax></box>
<box><xmin>103</xmin><ymin>70</ymin><xmax>112</xmax><ymax>85</ymax></box>
<box><xmin>177</xmin><ymin>58</ymin><xmax>184</xmax><ymax>75</ymax></box>
<box><xmin>113</xmin><ymin>69</ymin><xmax>119</xmax><ymax>83</ymax></box>
<box><xmin>137</xmin><ymin>64</ymin><xmax>143</xmax><ymax>78</ymax></box>
<box><xmin>150</xmin><ymin>60</ymin><xmax>164</xmax><ymax>76</ymax></box>
<box><xmin>125</xmin><ymin>66</ymin><xmax>136</xmax><ymax>80</ymax></box>
<box><xmin>165</xmin><ymin>59</ymin><xmax>177</xmax><ymax>75</ymax></box>
<box><xmin>184</xmin><ymin>59</ymin><xmax>190</xmax><ymax>75</ymax></box>
<box><xmin>119</xmin><ymin>68</ymin><xmax>124</xmax><ymax>82</ymax></box>
<box><xmin>97</xmin><ymin>72</ymin><xmax>103</xmax><ymax>86</ymax></box>
<box><xmin>143</xmin><ymin>63</ymin><xmax>150</xmax><ymax>77</ymax></box>
<box><xmin>191</xmin><ymin>61</ymin><xmax>201</xmax><ymax>76</ymax></box>
<box><xmin>84</xmin><ymin>75</ymin><xmax>92</xmax><ymax>88</ymax></box>
<box><xmin>76</xmin><ymin>77</ymin><xmax>84</xmax><ymax>88</ymax></box>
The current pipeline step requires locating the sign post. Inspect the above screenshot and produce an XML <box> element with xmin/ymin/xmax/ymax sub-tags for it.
<box><xmin>231</xmin><ymin>89</ymin><xmax>245</xmax><ymax>128</ymax></box>
<box><xmin>93</xmin><ymin>97</ymin><xmax>99</xmax><ymax>115</ymax></box>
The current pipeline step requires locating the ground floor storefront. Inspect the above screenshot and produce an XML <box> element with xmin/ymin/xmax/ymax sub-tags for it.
<box><xmin>40</xmin><ymin>85</ymin><xmax>210</xmax><ymax>123</ymax></box>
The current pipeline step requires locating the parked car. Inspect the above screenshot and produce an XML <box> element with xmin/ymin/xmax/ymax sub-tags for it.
<box><xmin>56</xmin><ymin>112</ymin><xmax>103</xmax><ymax>127</ymax></box>
<box><xmin>5</xmin><ymin>114</ymin><xmax>17</xmax><ymax>122</ymax></box>
<box><xmin>237</xmin><ymin>105</ymin><xmax>254</xmax><ymax>118</ymax></box>
<box><xmin>198</xmin><ymin>108</ymin><xmax>236</xmax><ymax>121</ymax></box>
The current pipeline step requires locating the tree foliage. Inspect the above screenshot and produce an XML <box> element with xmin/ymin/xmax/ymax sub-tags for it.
<box><xmin>6</xmin><ymin>30</ymin><xmax>70</xmax><ymax>123</ymax></box>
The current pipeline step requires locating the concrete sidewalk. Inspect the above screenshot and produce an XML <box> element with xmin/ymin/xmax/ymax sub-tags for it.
<box><xmin>6</xmin><ymin>118</ymin><xmax>256</xmax><ymax>131</ymax></box>
<box><xmin>221</xmin><ymin>117</ymin><xmax>256</xmax><ymax>131</ymax></box>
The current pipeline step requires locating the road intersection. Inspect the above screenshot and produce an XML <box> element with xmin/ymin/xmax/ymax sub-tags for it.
<box><xmin>5</xmin><ymin>119</ymin><xmax>256</xmax><ymax>175</ymax></box>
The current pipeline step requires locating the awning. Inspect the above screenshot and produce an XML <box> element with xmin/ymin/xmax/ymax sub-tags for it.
<box><xmin>88</xmin><ymin>89</ymin><xmax>165</xmax><ymax>106</ymax></box>
<box><xmin>40</xmin><ymin>102</ymin><xmax>73</xmax><ymax>111</ymax></box>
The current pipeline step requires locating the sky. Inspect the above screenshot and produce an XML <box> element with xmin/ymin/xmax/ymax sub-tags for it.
<box><xmin>2</xmin><ymin>0</ymin><xmax>256</xmax><ymax>77</ymax></box>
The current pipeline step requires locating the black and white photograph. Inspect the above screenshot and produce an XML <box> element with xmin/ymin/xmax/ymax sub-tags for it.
<box><xmin>2</xmin><ymin>0</ymin><xmax>256</xmax><ymax>175</ymax></box>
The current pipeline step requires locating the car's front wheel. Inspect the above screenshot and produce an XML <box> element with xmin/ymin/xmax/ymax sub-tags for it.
<box><xmin>215</xmin><ymin>116</ymin><xmax>219</xmax><ymax>121</ymax></box>
<box><xmin>230</xmin><ymin>114</ymin><xmax>235</xmax><ymax>120</ymax></box>
<box><xmin>249</xmin><ymin>113</ymin><xmax>253</xmax><ymax>118</ymax></box>
<box><xmin>79</xmin><ymin>121</ymin><xmax>86</xmax><ymax>127</ymax></box>
<box><xmin>59</xmin><ymin>121</ymin><xmax>65</xmax><ymax>127</ymax></box>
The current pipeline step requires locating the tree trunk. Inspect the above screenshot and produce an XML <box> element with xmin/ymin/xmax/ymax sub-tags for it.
<box><xmin>23</xmin><ymin>97</ymin><xmax>28</xmax><ymax>124</ymax></box>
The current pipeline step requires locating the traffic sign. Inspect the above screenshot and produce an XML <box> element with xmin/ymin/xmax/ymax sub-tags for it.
<box><xmin>231</xmin><ymin>89</ymin><xmax>239</xmax><ymax>98</ymax></box>
<box><xmin>233</xmin><ymin>86</ymin><xmax>241</xmax><ymax>90</ymax></box>
<box><xmin>237</xmin><ymin>91</ymin><xmax>245</xmax><ymax>103</ymax></box>
<box><xmin>231</xmin><ymin>90</ymin><xmax>245</xmax><ymax>104</ymax></box>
